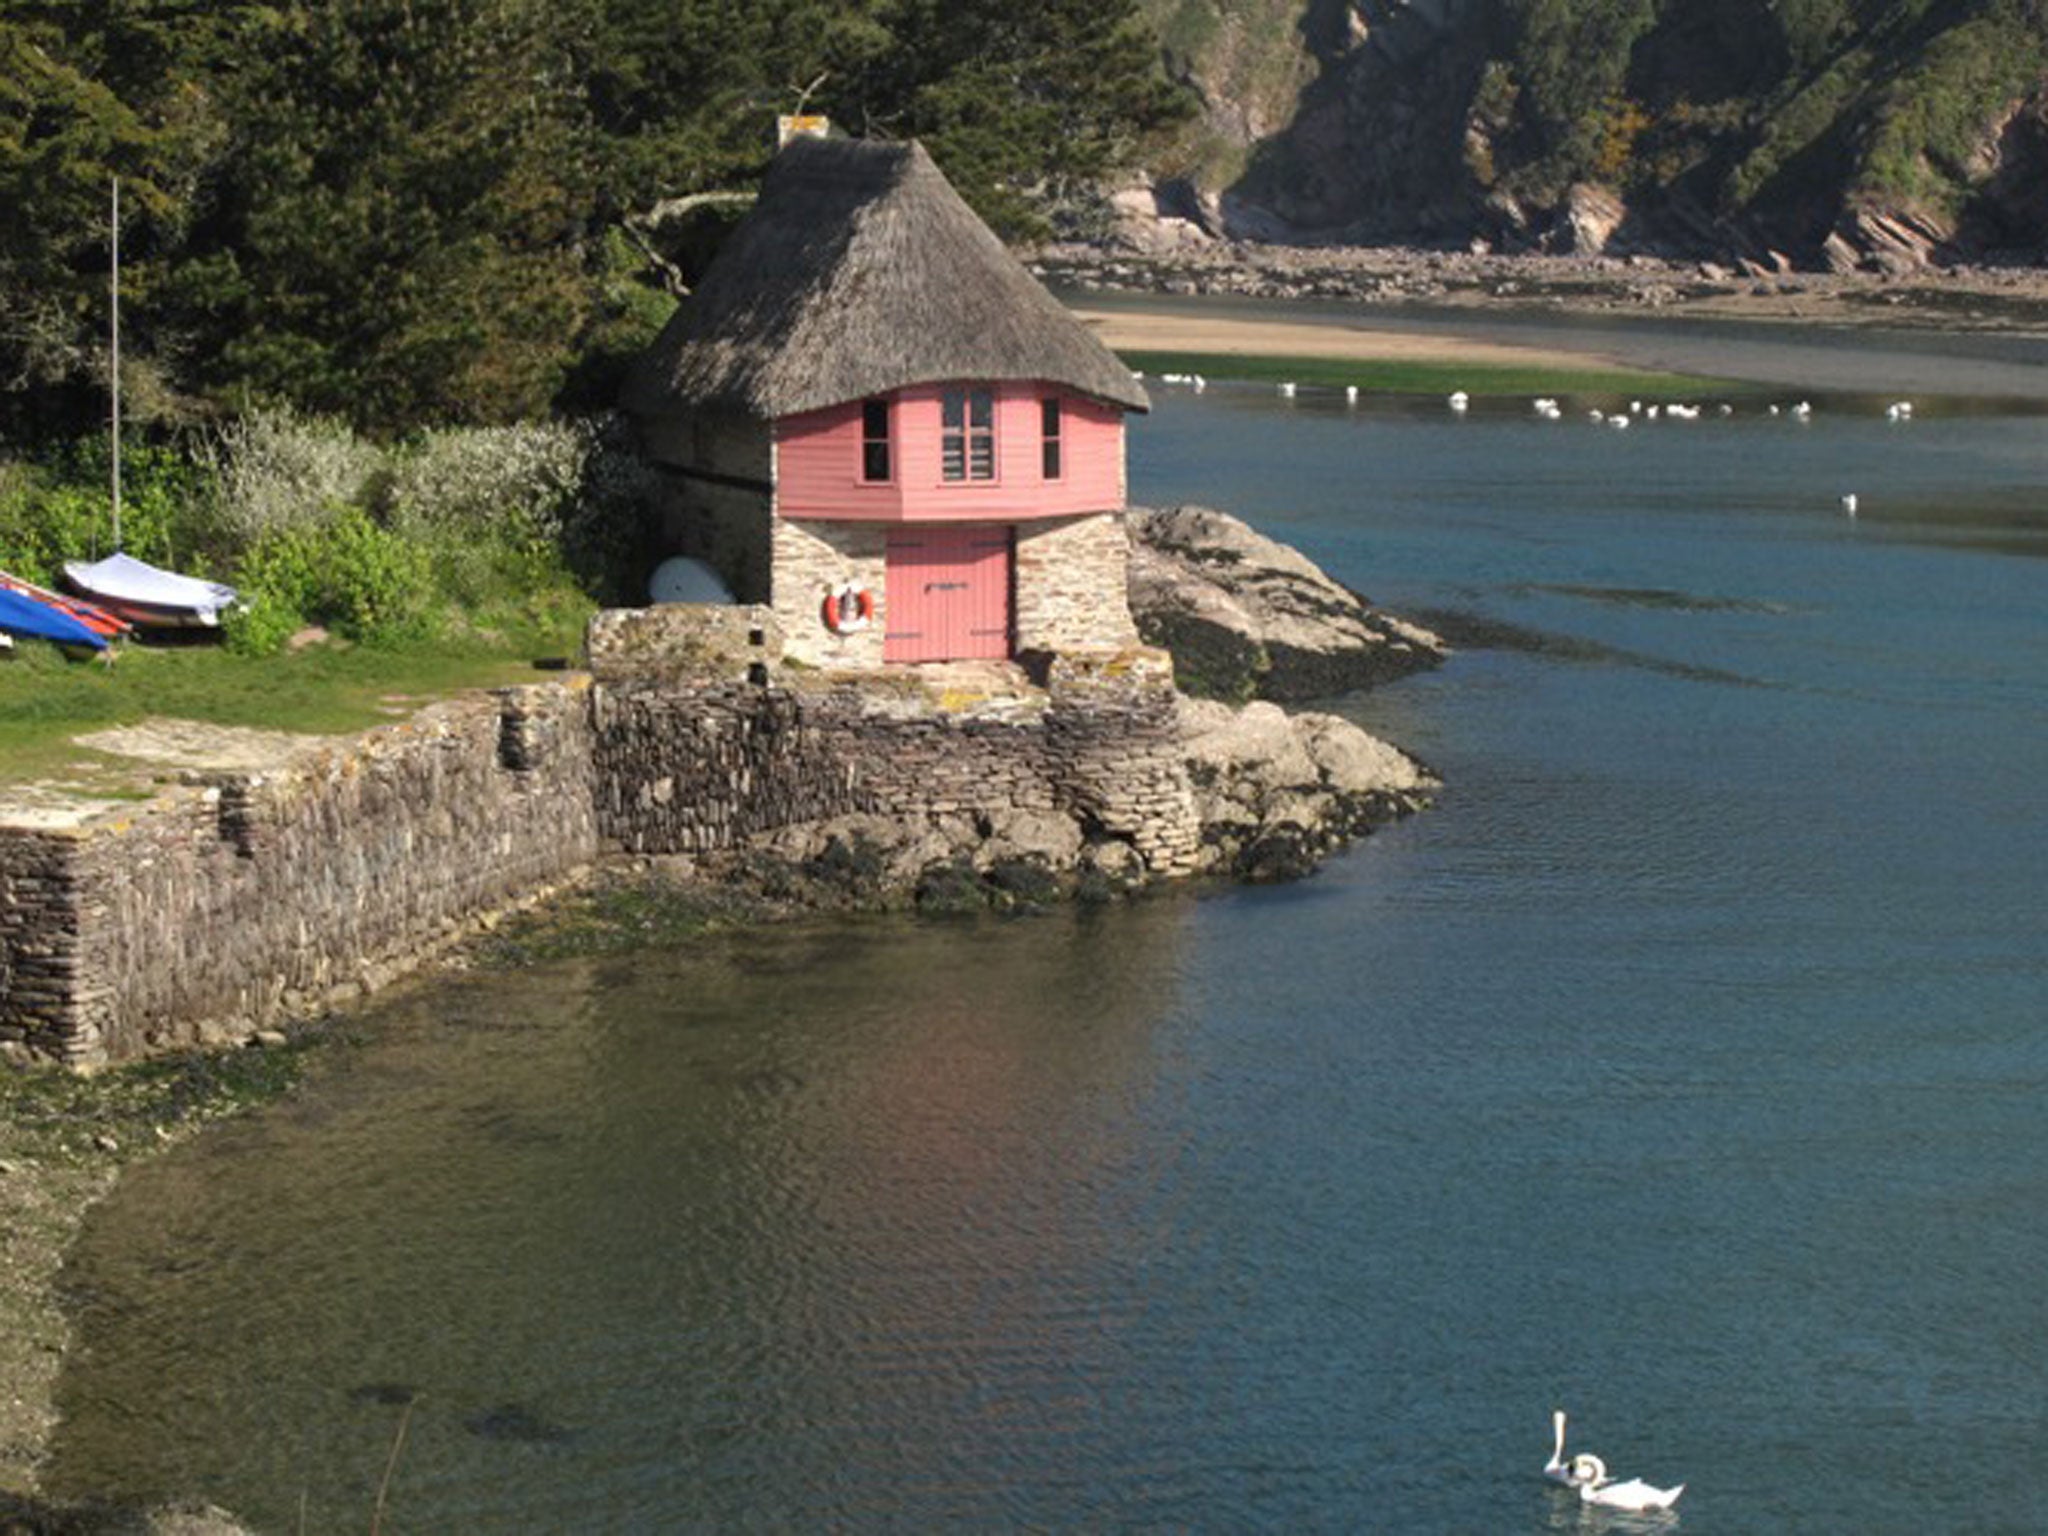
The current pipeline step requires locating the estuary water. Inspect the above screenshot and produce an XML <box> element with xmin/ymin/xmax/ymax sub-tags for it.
<box><xmin>46</xmin><ymin>354</ymin><xmax>2048</xmax><ymax>1533</ymax></box>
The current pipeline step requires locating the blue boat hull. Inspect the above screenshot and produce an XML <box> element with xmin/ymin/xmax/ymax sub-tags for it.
<box><xmin>0</xmin><ymin>585</ymin><xmax>108</xmax><ymax>649</ymax></box>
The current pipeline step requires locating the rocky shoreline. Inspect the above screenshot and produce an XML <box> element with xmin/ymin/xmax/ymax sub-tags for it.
<box><xmin>1033</xmin><ymin>241</ymin><xmax>2048</xmax><ymax>333</ymax></box>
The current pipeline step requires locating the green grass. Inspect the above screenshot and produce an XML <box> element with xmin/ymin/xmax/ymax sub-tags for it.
<box><xmin>1118</xmin><ymin>349</ymin><xmax>1732</xmax><ymax>399</ymax></box>
<box><xmin>0</xmin><ymin>614</ymin><xmax>587</xmax><ymax>788</ymax></box>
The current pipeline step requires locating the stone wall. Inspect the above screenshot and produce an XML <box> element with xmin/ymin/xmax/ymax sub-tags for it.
<box><xmin>1014</xmin><ymin>512</ymin><xmax>1141</xmax><ymax>656</ymax></box>
<box><xmin>773</xmin><ymin>517</ymin><xmax>887</xmax><ymax>668</ymax></box>
<box><xmin>0</xmin><ymin>649</ymin><xmax>1210</xmax><ymax>1067</ymax></box>
<box><xmin>1</xmin><ymin>686</ymin><xmax>599</xmax><ymax>1071</ymax></box>
<box><xmin>0</xmin><ymin>616</ymin><xmax>1431</xmax><ymax>1067</ymax></box>
<box><xmin>592</xmin><ymin>648</ymin><xmax>1201</xmax><ymax>874</ymax></box>
<box><xmin>639</xmin><ymin>409</ymin><xmax>775</xmax><ymax>604</ymax></box>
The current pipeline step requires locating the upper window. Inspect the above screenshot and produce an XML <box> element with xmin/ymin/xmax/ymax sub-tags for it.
<box><xmin>941</xmin><ymin>387</ymin><xmax>996</xmax><ymax>481</ymax></box>
<box><xmin>1040</xmin><ymin>397</ymin><xmax>1063</xmax><ymax>480</ymax></box>
<box><xmin>861</xmin><ymin>397</ymin><xmax>892</xmax><ymax>482</ymax></box>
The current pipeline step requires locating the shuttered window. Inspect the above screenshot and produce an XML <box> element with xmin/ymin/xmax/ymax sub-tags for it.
<box><xmin>941</xmin><ymin>387</ymin><xmax>995</xmax><ymax>481</ymax></box>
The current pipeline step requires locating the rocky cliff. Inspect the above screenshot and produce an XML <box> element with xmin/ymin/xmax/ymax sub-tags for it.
<box><xmin>1130</xmin><ymin>0</ymin><xmax>2048</xmax><ymax>271</ymax></box>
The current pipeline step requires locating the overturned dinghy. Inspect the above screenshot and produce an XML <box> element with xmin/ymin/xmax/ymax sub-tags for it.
<box><xmin>0</xmin><ymin>567</ymin><xmax>130</xmax><ymax>642</ymax></box>
<box><xmin>0</xmin><ymin>584</ymin><xmax>109</xmax><ymax>650</ymax></box>
<box><xmin>63</xmin><ymin>551</ymin><xmax>239</xmax><ymax>630</ymax></box>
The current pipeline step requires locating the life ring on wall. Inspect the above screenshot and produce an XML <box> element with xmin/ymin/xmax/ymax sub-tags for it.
<box><xmin>822</xmin><ymin>583</ymin><xmax>874</xmax><ymax>634</ymax></box>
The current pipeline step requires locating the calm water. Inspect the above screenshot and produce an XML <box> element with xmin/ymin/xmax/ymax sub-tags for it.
<box><xmin>48</xmin><ymin>364</ymin><xmax>2048</xmax><ymax>1533</ymax></box>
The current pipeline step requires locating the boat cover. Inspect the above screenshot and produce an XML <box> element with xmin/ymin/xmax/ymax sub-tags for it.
<box><xmin>62</xmin><ymin>552</ymin><xmax>239</xmax><ymax>618</ymax></box>
<box><xmin>0</xmin><ymin>585</ymin><xmax>108</xmax><ymax>649</ymax></box>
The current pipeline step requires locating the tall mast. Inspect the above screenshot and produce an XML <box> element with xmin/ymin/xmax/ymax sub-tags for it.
<box><xmin>110</xmin><ymin>175</ymin><xmax>122</xmax><ymax>553</ymax></box>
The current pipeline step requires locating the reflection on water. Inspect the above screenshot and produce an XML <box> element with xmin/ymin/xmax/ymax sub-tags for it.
<box><xmin>49</xmin><ymin>905</ymin><xmax>1204</xmax><ymax>1531</ymax></box>
<box><xmin>47</xmin><ymin>375</ymin><xmax>2048</xmax><ymax>1533</ymax></box>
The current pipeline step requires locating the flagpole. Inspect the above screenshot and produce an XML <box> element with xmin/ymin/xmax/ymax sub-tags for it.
<box><xmin>110</xmin><ymin>175</ymin><xmax>122</xmax><ymax>554</ymax></box>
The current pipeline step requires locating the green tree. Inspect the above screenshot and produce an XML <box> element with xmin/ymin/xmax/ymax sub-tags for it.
<box><xmin>167</xmin><ymin>0</ymin><xmax>597</xmax><ymax>433</ymax></box>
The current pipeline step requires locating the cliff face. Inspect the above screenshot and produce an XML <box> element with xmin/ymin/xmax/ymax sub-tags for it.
<box><xmin>1133</xmin><ymin>0</ymin><xmax>2048</xmax><ymax>269</ymax></box>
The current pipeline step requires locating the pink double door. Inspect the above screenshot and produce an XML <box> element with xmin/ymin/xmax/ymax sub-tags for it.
<box><xmin>883</xmin><ymin>523</ymin><xmax>1012</xmax><ymax>662</ymax></box>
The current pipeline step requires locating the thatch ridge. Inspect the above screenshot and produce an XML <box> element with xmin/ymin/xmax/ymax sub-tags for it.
<box><xmin>624</xmin><ymin>138</ymin><xmax>1148</xmax><ymax>418</ymax></box>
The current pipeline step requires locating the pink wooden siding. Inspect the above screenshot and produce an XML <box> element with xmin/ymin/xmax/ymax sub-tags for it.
<box><xmin>883</xmin><ymin>524</ymin><xmax>1012</xmax><ymax>662</ymax></box>
<box><xmin>775</xmin><ymin>383</ymin><xmax>1124</xmax><ymax>523</ymax></box>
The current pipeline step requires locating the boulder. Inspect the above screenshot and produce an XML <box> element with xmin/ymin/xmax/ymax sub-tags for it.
<box><xmin>1174</xmin><ymin>697</ymin><xmax>1436</xmax><ymax>878</ymax></box>
<box><xmin>1126</xmin><ymin>505</ymin><xmax>1446</xmax><ymax>702</ymax></box>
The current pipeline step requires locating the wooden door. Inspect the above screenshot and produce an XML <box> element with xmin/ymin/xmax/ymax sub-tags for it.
<box><xmin>884</xmin><ymin>524</ymin><xmax>1012</xmax><ymax>662</ymax></box>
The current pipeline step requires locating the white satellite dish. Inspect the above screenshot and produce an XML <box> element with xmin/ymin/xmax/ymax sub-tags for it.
<box><xmin>648</xmin><ymin>557</ymin><xmax>735</xmax><ymax>605</ymax></box>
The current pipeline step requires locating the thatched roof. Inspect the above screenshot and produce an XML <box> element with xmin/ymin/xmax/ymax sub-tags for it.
<box><xmin>623</xmin><ymin>138</ymin><xmax>1149</xmax><ymax>418</ymax></box>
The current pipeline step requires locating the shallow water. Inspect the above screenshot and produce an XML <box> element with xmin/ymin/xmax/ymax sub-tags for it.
<box><xmin>47</xmin><ymin>364</ymin><xmax>2048</xmax><ymax>1532</ymax></box>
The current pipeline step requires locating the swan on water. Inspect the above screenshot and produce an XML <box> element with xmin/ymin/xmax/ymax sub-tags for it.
<box><xmin>1346</xmin><ymin>384</ymin><xmax>1359</xmax><ymax>404</ymax></box>
<box><xmin>1841</xmin><ymin>492</ymin><xmax>1859</xmax><ymax>516</ymax></box>
<box><xmin>1448</xmin><ymin>390</ymin><xmax>1469</xmax><ymax>411</ymax></box>
<box><xmin>1569</xmin><ymin>1452</ymin><xmax>1685</xmax><ymax>1512</ymax></box>
<box><xmin>1279</xmin><ymin>381</ymin><xmax>1297</xmax><ymax>398</ymax></box>
<box><xmin>1887</xmin><ymin>399</ymin><xmax>1912</xmax><ymax>421</ymax></box>
<box><xmin>1542</xmin><ymin>1409</ymin><xmax>1577</xmax><ymax>1484</ymax></box>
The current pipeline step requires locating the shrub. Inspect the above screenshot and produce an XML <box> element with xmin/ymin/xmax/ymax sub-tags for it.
<box><xmin>206</xmin><ymin>406</ymin><xmax>383</xmax><ymax>543</ymax></box>
<box><xmin>220</xmin><ymin>589</ymin><xmax>304</xmax><ymax>658</ymax></box>
<box><xmin>236</xmin><ymin>505</ymin><xmax>434</xmax><ymax>645</ymax></box>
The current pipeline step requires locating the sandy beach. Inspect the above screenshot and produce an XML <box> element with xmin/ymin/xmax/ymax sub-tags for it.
<box><xmin>1071</xmin><ymin>306</ymin><xmax>1631</xmax><ymax>374</ymax></box>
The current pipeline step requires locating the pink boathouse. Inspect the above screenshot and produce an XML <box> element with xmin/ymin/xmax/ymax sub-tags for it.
<box><xmin>622</xmin><ymin>136</ymin><xmax>1150</xmax><ymax>668</ymax></box>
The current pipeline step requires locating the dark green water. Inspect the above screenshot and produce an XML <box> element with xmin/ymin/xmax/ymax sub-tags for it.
<box><xmin>47</xmin><ymin>372</ymin><xmax>2048</xmax><ymax>1532</ymax></box>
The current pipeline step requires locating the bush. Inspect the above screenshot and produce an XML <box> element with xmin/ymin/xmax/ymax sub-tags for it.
<box><xmin>237</xmin><ymin>505</ymin><xmax>434</xmax><ymax>645</ymax></box>
<box><xmin>220</xmin><ymin>588</ymin><xmax>304</xmax><ymax>658</ymax></box>
<box><xmin>206</xmin><ymin>406</ymin><xmax>381</xmax><ymax>543</ymax></box>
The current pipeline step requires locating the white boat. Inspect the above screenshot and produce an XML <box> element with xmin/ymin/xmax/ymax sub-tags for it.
<box><xmin>62</xmin><ymin>551</ymin><xmax>240</xmax><ymax>630</ymax></box>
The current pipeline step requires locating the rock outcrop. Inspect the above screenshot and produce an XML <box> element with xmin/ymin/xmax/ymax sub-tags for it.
<box><xmin>1126</xmin><ymin>505</ymin><xmax>1447</xmax><ymax>702</ymax></box>
<box><xmin>713</xmin><ymin>689</ymin><xmax>1436</xmax><ymax>901</ymax></box>
<box><xmin>1177</xmin><ymin>696</ymin><xmax>1436</xmax><ymax>880</ymax></box>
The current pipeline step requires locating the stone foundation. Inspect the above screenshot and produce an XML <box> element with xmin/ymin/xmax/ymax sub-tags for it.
<box><xmin>1</xmin><ymin>686</ymin><xmax>600</xmax><ymax>1070</ymax></box>
<box><xmin>0</xmin><ymin>646</ymin><xmax>1229</xmax><ymax>1069</ymax></box>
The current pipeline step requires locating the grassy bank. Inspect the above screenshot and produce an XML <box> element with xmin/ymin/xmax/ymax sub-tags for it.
<box><xmin>1117</xmin><ymin>348</ymin><xmax>1728</xmax><ymax>399</ymax></box>
<box><xmin>0</xmin><ymin>622</ymin><xmax>586</xmax><ymax>790</ymax></box>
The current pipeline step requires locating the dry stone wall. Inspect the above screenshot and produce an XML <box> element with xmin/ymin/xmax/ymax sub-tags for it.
<box><xmin>2</xmin><ymin>607</ymin><xmax>1423</xmax><ymax>1068</ymax></box>
<box><xmin>1</xmin><ymin>641</ymin><xmax>1206</xmax><ymax>1068</ymax></box>
<box><xmin>593</xmin><ymin>650</ymin><xmax>1201</xmax><ymax>875</ymax></box>
<box><xmin>1</xmin><ymin>686</ymin><xmax>599</xmax><ymax>1071</ymax></box>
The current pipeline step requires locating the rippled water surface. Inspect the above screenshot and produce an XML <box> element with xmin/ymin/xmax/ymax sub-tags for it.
<box><xmin>48</xmin><ymin>360</ymin><xmax>2048</xmax><ymax>1533</ymax></box>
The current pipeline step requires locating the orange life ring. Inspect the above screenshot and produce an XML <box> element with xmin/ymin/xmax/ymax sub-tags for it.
<box><xmin>822</xmin><ymin>583</ymin><xmax>874</xmax><ymax>634</ymax></box>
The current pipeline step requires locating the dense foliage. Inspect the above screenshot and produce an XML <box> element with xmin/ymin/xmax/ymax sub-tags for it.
<box><xmin>1</xmin><ymin>0</ymin><xmax>1188</xmax><ymax>444</ymax></box>
<box><xmin>0</xmin><ymin>409</ymin><xmax>651</xmax><ymax>656</ymax></box>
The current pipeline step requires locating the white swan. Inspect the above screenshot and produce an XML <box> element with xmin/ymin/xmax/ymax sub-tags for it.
<box><xmin>1841</xmin><ymin>492</ymin><xmax>1858</xmax><ymax>516</ymax></box>
<box><xmin>1278</xmin><ymin>381</ymin><xmax>1297</xmax><ymax>398</ymax></box>
<box><xmin>1345</xmin><ymin>384</ymin><xmax>1359</xmax><ymax>404</ymax></box>
<box><xmin>1569</xmin><ymin>1451</ymin><xmax>1685</xmax><ymax>1512</ymax></box>
<box><xmin>1542</xmin><ymin>1409</ymin><xmax>1575</xmax><ymax>1484</ymax></box>
<box><xmin>1448</xmin><ymin>390</ymin><xmax>1469</xmax><ymax>411</ymax></box>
